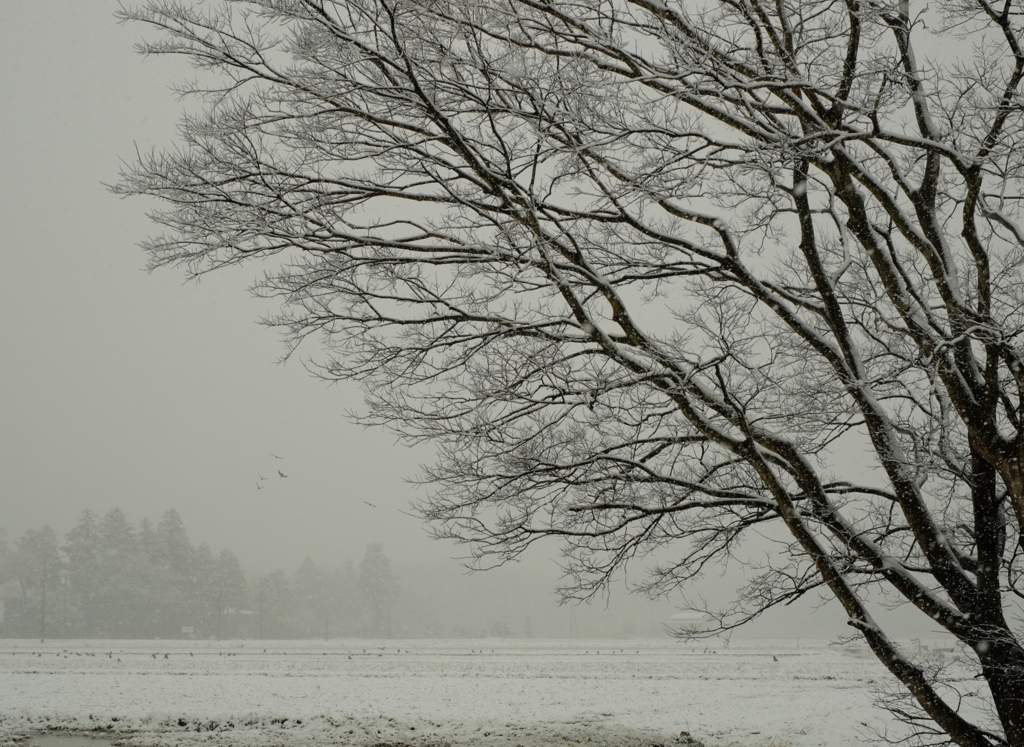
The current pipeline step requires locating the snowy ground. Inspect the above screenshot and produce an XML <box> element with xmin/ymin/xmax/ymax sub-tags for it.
<box><xmin>0</xmin><ymin>638</ymin><xmax>912</xmax><ymax>747</ymax></box>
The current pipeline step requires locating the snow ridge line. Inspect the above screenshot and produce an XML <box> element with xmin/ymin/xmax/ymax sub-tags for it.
<box><xmin>0</xmin><ymin>713</ymin><xmax>705</xmax><ymax>747</ymax></box>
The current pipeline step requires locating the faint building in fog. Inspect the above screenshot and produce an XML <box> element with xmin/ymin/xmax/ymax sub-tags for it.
<box><xmin>669</xmin><ymin>612</ymin><xmax>715</xmax><ymax>633</ymax></box>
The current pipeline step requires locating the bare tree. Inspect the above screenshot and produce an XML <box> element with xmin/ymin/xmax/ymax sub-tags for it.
<box><xmin>116</xmin><ymin>1</ymin><xmax>1024</xmax><ymax>743</ymax></box>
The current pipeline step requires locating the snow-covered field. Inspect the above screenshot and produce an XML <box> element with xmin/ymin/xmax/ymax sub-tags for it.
<box><xmin>0</xmin><ymin>638</ymin><xmax>903</xmax><ymax>747</ymax></box>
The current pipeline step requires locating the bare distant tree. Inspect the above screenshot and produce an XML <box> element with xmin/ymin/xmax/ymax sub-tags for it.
<box><xmin>12</xmin><ymin>526</ymin><xmax>62</xmax><ymax>641</ymax></box>
<box><xmin>357</xmin><ymin>543</ymin><xmax>398</xmax><ymax>637</ymax></box>
<box><xmin>116</xmin><ymin>1</ymin><xmax>1024</xmax><ymax>744</ymax></box>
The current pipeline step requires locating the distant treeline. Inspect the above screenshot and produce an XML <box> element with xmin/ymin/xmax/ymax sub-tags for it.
<box><xmin>0</xmin><ymin>509</ymin><xmax>407</xmax><ymax>640</ymax></box>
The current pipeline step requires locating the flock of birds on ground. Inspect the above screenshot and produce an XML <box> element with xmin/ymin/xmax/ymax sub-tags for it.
<box><xmin>11</xmin><ymin>647</ymin><xmax>771</xmax><ymax>661</ymax></box>
<box><xmin>13</xmin><ymin>647</ymin><xmax>427</xmax><ymax>662</ymax></box>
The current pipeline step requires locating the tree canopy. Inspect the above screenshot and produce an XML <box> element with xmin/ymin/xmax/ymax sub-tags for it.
<box><xmin>116</xmin><ymin>1</ymin><xmax>1024</xmax><ymax>744</ymax></box>
<box><xmin>0</xmin><ymin>509</ymin><xmax>422</xmax><ymax>640</ymax></box>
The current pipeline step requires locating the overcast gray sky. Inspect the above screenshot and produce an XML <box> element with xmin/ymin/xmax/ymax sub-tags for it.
<box><xmin>2</xmin><ymin>1</ymin><xmax>940</xmax><ymax>640</ymax></box>
<box><xmin>0</xmin><ymin>1</ymin><xmax>449</xmax><ymax>572</ymax></box>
